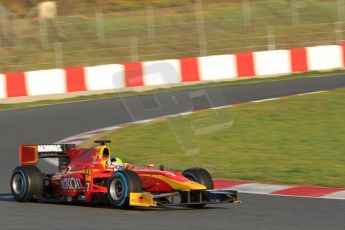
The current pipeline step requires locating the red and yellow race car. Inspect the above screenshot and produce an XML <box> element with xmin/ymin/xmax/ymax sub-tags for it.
<box><xmin>10</xmin><ymin>140</ymin><xmax>240</xmax><ymax>208</ymax></box>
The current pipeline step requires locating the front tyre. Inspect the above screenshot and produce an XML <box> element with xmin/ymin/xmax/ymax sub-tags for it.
<box><xmin>107</xmin><ymin>170</ymin><xmax>142</xmax><ymax>209</ymax></box>
<box><xmin>11</xmin><ymin>166</ymin><xmax>43</xmax><ymax>202</ymax></box>
<box><xmin>182</xmin><ymin>167</ymin><xmax>214</xmax><ymax>208</ymax></box>
<box><xmin>182</xmin><ymin>167</ymin><xmax>214</xmax><ymax>190</ymax></box>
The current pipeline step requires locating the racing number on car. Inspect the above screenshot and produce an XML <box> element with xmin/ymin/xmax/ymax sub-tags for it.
<box><xmin>86</xmin><ymin>183</ymin><xmax>90</xmax><ymax>192</ymax></box>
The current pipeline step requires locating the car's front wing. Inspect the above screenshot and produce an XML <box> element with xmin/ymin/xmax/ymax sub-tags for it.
<box><xmin>129</xmin><ymin>189</ymin><xmax>240</xmax><ymax>207</ymax></box>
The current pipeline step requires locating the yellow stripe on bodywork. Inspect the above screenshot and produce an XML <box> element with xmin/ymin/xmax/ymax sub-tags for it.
<box><xmin>140</xmin><ymin>174</ymin><xmax>206</xmax><ymax>191</ymax></box>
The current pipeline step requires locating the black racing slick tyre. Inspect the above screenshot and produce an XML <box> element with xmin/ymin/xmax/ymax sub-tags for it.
<box><xmin>10</xmin><ymin>166</ymin><xmax>43</xmax><ymax>202</ymax></box>
<box><xmin>107</xmin><ymin>170</ymin><xmax>142</xmax><ymax>209</ymax></box>
<box><xmin>182</xmin><ymin>167</ymin><xmax>214</xmax><ymax>208</ymax></box>
<box><xmin>182</xmin><ymin>167</ymin><xmax>214</xmax><ymax>190</ymax></box>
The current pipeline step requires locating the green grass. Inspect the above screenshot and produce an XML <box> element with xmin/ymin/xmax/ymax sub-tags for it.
<box><xmin>1</xmin><ymin>70</ymin><xmax>344</xmax><ymax>110</ymax></box>
<box><xmin>87</xmin><ymin>87</ymin><xmax>345</xmax><ymax>188</ymax></box>
<box><xmin>1</xmin><ymin>0</ymin><xmax>344</xmax><ymax>72</ymax></box>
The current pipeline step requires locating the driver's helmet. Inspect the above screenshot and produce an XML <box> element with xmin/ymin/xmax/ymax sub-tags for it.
<box><xmin>106</xmin><ymin>155</ymin><xmax>124</xmax><ymax>170</ymax></box>
<box><xmin>97</xmin><ymin>146</ymin><xmax>123</xmax><ymax>170</ymax></box>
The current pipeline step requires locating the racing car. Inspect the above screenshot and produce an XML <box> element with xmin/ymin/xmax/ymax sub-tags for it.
<box><xmin>10</xmin><ymin>140</ymin><xmax>240</xmax><ymax>208</ymax></box>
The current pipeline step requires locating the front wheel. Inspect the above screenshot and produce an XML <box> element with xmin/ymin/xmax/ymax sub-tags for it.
<box><xmin>107</xmin><ymin>170</ymin><xmax>142</xmax><ymax>209</ymax></box>
<box><xmin>182</xmin><ymin>167</ymin><xmax>214</xmax><ymax>208</ymax></box>
<box><xmin>11</xmin><ymin>166</ymin><xmax>43</xmax><ymax>202</ymax></box>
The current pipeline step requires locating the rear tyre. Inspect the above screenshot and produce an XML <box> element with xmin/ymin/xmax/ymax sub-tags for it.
<box><xmin>11</xmin><ymin>166</ymin><xmax>43</xmax><ymax>202</ymax></box>
<box><xmin>182</xmin><ymin>167</ymin><xmax>214</xmax><ymax>208</ymax></box>
<box><xmin>107</xmin><ymin>170</ymin><xmax>142</xmax><ymax>209</ymax></box>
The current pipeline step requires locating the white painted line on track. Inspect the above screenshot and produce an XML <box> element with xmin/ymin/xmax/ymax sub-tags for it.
<box><xmin>210</xmin><ymin>105</ymin><xmax>232</xmax><ymax>110</ymax></box>
<box><xmin>179</xmin><ymin>111</ymin><xmax>193</xmax><ymax>116</ymax></box>
<box><xmin>298</xmin><ymin>91</ymin><xmax>327</xmax><ymax>96</ymax></box>
<box><xmin>168</xmin><ymin>114</ymin><xmax>180</xmax><ymax>118</ymax></box>
<box><xmin>252</xmin><ymin>98</ymin><xmax>280</xmax><ymax>103</ymax></box>
<box><xmin>96</xmin><ymin>125</ymin><xmax>121</xmax><ymax>132</ymax></box>
<box><xmin>56</xmin><ymin>137</ymin><xmax>77</xmax><ymax>143</ymax></box>
<box><xmin>72</xmin><ymin>134</ymin><xmax>94</xmax><ymax>139</ymax></box>
<box><xmin>132</xmin><ymin>119</ymin><xmax>155</xmax><ymax>124</ymax></box>
<box><xmin>83</xmin><ymin>126</ymin><xmax>120</xmax><ymax>135</ymax></box>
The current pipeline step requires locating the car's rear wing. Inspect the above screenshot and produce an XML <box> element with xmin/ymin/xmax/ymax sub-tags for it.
<box><xmin>20</xmin><ymin>144</ymin><xmax>76</xmax><ymax>170</ymax></box>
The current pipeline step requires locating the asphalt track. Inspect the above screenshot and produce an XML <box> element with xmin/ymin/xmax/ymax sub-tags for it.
<box><xmin>1</xmin><ymin>75</ymin><xmax>345</xmax><ymax>230</ymax></box>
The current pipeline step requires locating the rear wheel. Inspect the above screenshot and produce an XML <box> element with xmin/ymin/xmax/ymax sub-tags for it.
<box><xmin>107</xmin><ymin>170</ymin><xmax>142</xmax><ymax>209</ymax></box>
<box><xmin>182</xmin><ymin>167</ymin><xmax>214</xmax><ymax>208</ymax></box>
<box><xmin>11</xmin><ymin>166</ymin><xmax>43</xmax><ymax>202</ymax></box>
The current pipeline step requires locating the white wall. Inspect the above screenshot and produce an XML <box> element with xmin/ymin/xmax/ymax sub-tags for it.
<box><xmin>254</xmin><ymin>50</ymin><xmax>292</xmax><ymax>76</ymax></box>
<box><xmin>307</xmin><ymin>45</ymin><xmax>343</xmax><ymax>71</ymax></box>
<box><xmin>143</xmin><ymin>59</ymin><xmax>181</xmax><ymax>86</ymax></box>
<box><xmin>85</xmin><ymin>64</ymin><xmax>125</xmax><ymax>91</ymax></box>
<box><xmin>0</xmin><ymin>74</ymin><xmax>6</xmax><ymax>99</ymax></box>
<box><xmin>198</xmin><ymin>55</ymin><xmax>237</xmax><ymax>81</ymax></box>
<box><xmin>26</xmin><ymin>69</ymin><xmax>66</xmax><ymax>96</ymax></box>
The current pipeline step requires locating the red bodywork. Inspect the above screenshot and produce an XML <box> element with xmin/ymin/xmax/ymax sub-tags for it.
<box><xmin>20</xmin><ymin>144</ymin><xmax>203</xmax><ymax>203</ymax></box>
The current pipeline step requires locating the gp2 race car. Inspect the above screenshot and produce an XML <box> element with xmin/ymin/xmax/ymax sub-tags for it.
<box><xmin>10</xmin><ymin>140</ymin><xmax>240</xmax><ymax>208</ymax></box>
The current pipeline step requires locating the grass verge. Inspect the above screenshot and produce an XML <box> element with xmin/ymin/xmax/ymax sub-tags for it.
<box><xmin>85</xmin><ymin>88</ymin><xmax>345</xmax><ymax>188</ymax></box>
